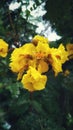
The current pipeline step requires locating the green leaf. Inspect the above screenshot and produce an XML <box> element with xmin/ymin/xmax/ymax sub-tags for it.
<box><xmin>31</xmin><ymin>100</ymin><xmax>46</xmax><ymax>116</ymax></box>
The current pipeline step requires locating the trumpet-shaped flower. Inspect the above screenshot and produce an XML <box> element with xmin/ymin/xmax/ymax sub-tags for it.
<box><xmin>0</xmin><ymin>39</ymin><xmax>8</xmax><ymax>57</ymax></box>
<box><xmin>21</xmin><ymin>66</ymin><xmax>47</xmax><ymax>91</ymax></box>
<box><xmin>57</xmin><ymin>44</ymin><xmax>68</xmax><ymax>63</ymax></box>
<box><xmin>9</xmin><ymin>43</ymin><xmax>36</xmax><ymax>80</ymax></box>
<box><xmin>48</xmin><ymin>44</ymin><xmax>68</xmax><ymax>76</ymax></box>
<box><xmin>9</xmin><ymin>43</ymin><xmax>36</xmax><ymax>72</ymax></box>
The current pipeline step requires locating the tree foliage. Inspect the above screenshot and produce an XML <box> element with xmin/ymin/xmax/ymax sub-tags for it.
<box><xmin>45</xmin><ymin>0</ymin><xmax>73</xmax><ymax>42</ymax></box>
<box><xmin>0</xmin><ymin>0</ymin><xmax>45</xmax><ymax>45</ymax></box>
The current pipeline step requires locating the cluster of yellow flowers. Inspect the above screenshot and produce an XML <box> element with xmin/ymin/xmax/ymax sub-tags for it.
<box><xmin>0</xmin><ymin>36</ymin><xmax>73</xmax><ymax>92</ymax></box>
<box><xmin>9</xmin><ymin>35</ymin><xmax>69</xmax><ymax>92</ymax></box>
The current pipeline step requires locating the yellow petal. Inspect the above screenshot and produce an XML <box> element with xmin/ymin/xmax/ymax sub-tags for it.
<box><xmin>21</xmin><ymin>67</ymin><xmax>47</xmax><ymax>91</ymax></box>
<box><xmin>36</xmin><ymin>42</ymin><xmax>49</xmax><ymax>55</ymax></box>
<box><xmin>38</xmin><ymin>60</ymin><xmax>49</xmax><ymax>73</ymax></box>
<box><xmin>32</xmin><ymin>35</ymin><xmax>49</xmax><ymax>46</ymax></box>
<box><xmin>21</xmin><ymin>73</ymin><xmax>35</xmax><ymax>92</ymax></box>
<box><xmin>33</xmin><ymin>75</ymin><xmax>47</xmax><ymax>90</ymax></box>
<box><xmin>0</xmin><ymin>39</ymin><xmax>8</xmax><ymax>57</ymax></box>
<box><xmin>21</xmin><ymin>43</ymin><xmax>36</xmax><ymax>56</ymax></box>
<box><xmin>48</xmin><ymin>44</ymin><xmax>68</xmax><ymax>76</ymax></box>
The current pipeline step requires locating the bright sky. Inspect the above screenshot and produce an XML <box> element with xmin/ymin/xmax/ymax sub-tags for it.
<box><xmin>36</xmin><ymin>22</ymin><xmax>61</xmax><ymax>41</ymax></box>
<box><xmin>46</xmin><ymin>30</ymin><xmax>61</xmax><ymax>41</ymax></box>
<box><xmin>9</xmin><ymin>1</ymin><xmax>61</xmax><ymax>41</ymax></box>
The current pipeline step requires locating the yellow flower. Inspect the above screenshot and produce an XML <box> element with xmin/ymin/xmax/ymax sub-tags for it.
<box><xmin>32</xmin><ymin>35</ymin><xmax>49</xmax><ymax>46</ymax></box>
<box><xmin>0</xmin><ymin>39</ymin><xmax>8</xmax><ymax>57</ymax></box>
<box><xmin>21</xmin><ymin>66</ymin><xmax>47</xmax><ymax>92</ymax></box>
<box><xmin>48</xmin><ymin>44</ymin><xmax>68</xmax><ymax>76</ymax></box>
<box><xmin>64</xmin><ymin>69</ymin><xmax>70</xmax><ymax>76</ymax></box>
<box><xmin>66</xmin><ymin>43</ymin><xmax>73</xmax><ymax>59</ymax></box>
<box><xmin>9</xmin><ymin>43</ymin><xmax>36</xmax><ymax>74</ymax></box>
<box><xmin>51</xmin><ymin>44</ymin><xmax>68</xmax><ymax>63</ymax></box>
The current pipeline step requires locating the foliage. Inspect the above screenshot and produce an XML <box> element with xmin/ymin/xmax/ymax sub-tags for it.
<box><xmin>45</xmin><ymin>0</ymin><xmax>73</xmax><ymax>42</ymax></box>
<box><xmin>0</xmin><ymin>0</ymin><xmax>46</xmax><ymax>45</ymax></box>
